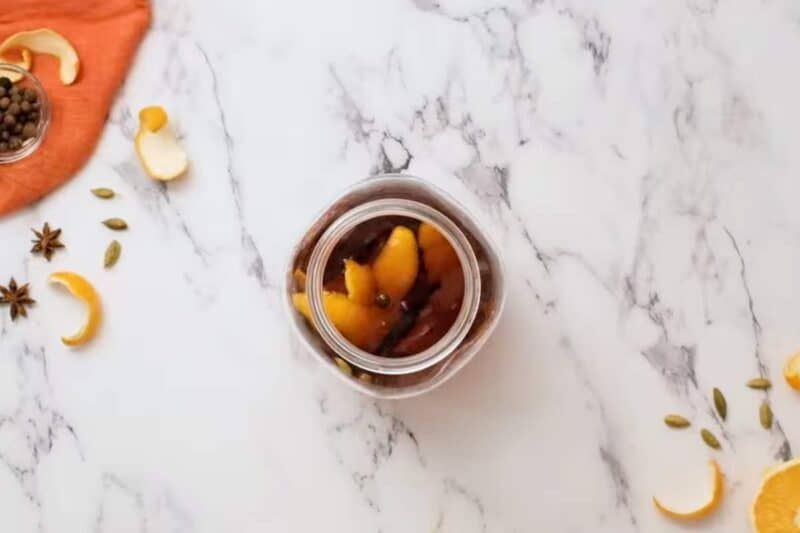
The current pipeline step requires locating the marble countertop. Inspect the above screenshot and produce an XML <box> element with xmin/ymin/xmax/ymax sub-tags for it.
<box><xmin>2</xmin><ymin>0</ymin><xmax>800</xmax><ymax>531</ymax></box>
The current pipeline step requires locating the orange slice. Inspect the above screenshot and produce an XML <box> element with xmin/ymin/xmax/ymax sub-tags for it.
<box><xmin>418</xmin><ymin>222</ymin><xmax>459</xmax><ymax>282</ymax></box>
<box><xmin>653</xmin><ymin>461</ymin><xmax>724</xmax><ymax>521</ymax></box>
<box><xmin>0</xmin><ymin>29</ymin><xmax>79</xmax><ymax>84</ymax></box>
<box><xmin>343</xmin><ymin>259</ymin><xmax>375</xmax><ymax>305</ymax></box>
<box><xmin>135</xmin><ymin>106</ymin><xmax>188</xmax><ymax>181</ymax></box>
<box><xmin>418</xmin><ymin>222</ymin><xmax>447</xmax><ymax>250</ymax></box>
<box><xmin>784</xmin><ymin>351</ymin><xmax>800</xmax><ymax>391</ymax></box>
<box><xmin>48</xmin><ymin>272</ymin><xmax>101</xmax><ymax>346</ymax></box>
<box><xmin>292</xmin><ymin>291</ymin><xmax>383</xmax><ymax>349</ymax></box>
<box><xmin>751</xmin><ymin>457</ymin><xmax>800</xmax><ymax>532</ymax></box>
<box><xmin>372</xmin><ymin>226</ymin><xmax>418</xmax><ymax>301</ymax></box>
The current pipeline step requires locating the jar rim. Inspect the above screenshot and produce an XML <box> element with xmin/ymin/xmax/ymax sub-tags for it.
<box><xmin>305</xmin><ymin>198</ymin><xmax>482</xmax><ymax>375</ymax></box>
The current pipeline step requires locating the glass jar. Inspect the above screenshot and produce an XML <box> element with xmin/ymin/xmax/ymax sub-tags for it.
<box><xmin>284</xmin><ymin>175</ymin><xmax>505</xmax><ymax>399</ymax></box>
<box><xmin>0</xmin><ymin>63</ymin><xmax>50</xmax><ymax>164</ymax></box>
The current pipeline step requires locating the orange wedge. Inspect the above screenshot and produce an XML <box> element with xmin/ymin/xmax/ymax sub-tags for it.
<box><xmin>292</xmin><ymin>291</ymin><xmax>383</xmax><ymax>349</ymax></box>
<box><xmin>653</xmin><ymin>461</ymin><xmax>724</xmax><ymax>521</ymax></box>
<box><xmin>751</xmin><ymin>457</ymin><xmax>800</xmax><ymax>532</ymax></box>
<box><xmin>135</xmin><ymin>106</ymin><xmax>188</xmax><ymax>181</ymax></box>
<box><xmin>0</xmin><ymin>29</ymin><xmax>79</xmax><ymax>85</ymax></box>
<box><xmin>48</xmin><ymin>272</ymin><xmax>101</xmax><ymax>346</ymax></box>
<box><xmin>372</xmin><ymin>226</ymin><xmax>418</xmax><ymax>301</ymax></box>
<box><xmin>344</xmin><ymin>259</ymin><xmax>376</xmax><ymax>305</ymax></box>
<box><xmin>418</xmin><ymin>222</ymin><xmax>459</xmax><ymax>283</ymax></box>
<box><xmin>784</xmin><ymin>351</ymin><xmax>800</xmax><ymax>391</ymax></box>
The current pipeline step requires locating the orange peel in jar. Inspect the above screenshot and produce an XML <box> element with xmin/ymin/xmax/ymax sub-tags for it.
<box><xmin>372</xmin><ymin>226</ymin><xmax>418</xmax><ymax>301</ymax></box>
<box><xmin>784</xmin><ymin>351</ymin><xmax>800</xmax><ymax>390</ymax></box>
<box><xmin>0</xmin><ymin>29</ymin><xmax>79</xmax><ymax>85</ymax></box>
<box><xmin>0</xmin><ymin>49</ymin><xmax>32</xmax><ymax>82</ymax></box>
<box><xmin>48</xmin><ymin>271</ymin><xmax>101</xmax><ymax>346</ymax></box>
<box><xmin>653</xmin><ymin>460</ymin><xmax>724</xmax><ymax>521</ymax></box>
<box><xmin>135</xmin><ymin>105</ymin><xmax>188</xmax><ymax>181</ymax></box>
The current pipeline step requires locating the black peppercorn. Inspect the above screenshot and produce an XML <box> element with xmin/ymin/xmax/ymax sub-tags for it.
<box><xmin>7</xmin><ymin>102</ymin><xmax>19</xmax><ymax>116</ymax></box>
<box><xmin>28</xmin><ymin>111</ymin><xmax>39</xmax><ymax>123</ymax></box>
<box><xmin>10</xmin><ymin>94</ymin><xmax>21</xmax><ymax>104</ymax></box>
<box><xmin>375</xmin><ymin>292</ymin><xmax>391</xmax><ymax>308</ymax></box>
<box><xmin>8</xmin><ymin>137</ymin><xmax>21</xmax><ymax>150</ymax></box>
<box><xmin>0</xmin><ymin>142</ymin><xmax>7</xmax><ymax>152</ymax></box>
<box><xmin>20</xmin><ymin>101</ymin><xmax>31</xmax><ymax>113</ymax></box>
<box><xmin>1</xmin><ymin>131</ymin><xmax>8</xmax><ymax>141</ymax></box>
<box><xmin>3</xmin><ymin>114</ymin><xmax>14</xmax><ymax>127</ymax></box>
<box><xmin>13</xmin><ymin>123</ymin><xmax>21</xmax><ymax>134</ymax></box>
<box><xmin>9</xmin><ymin>85</ymin><xmax>19</xmax><ymax>96</ymax></box>
<box><xmin>24</xmin><ymin>88</ymin><xmax>37</xmax><ymax>102</ymax></box>
<box><xmin>0</xmin><ymin>97</ymin><xmax>9</xmax><ymax>110</ymax></box>
<box><xmin>0</xmin><ymin>77</ymin><xmax>10</xmax><ymax>90</ymax></box>
<box><xmin>21</xmin><ymin>122</ymin><xmax>36</xmax><ymax>139</ymax></box>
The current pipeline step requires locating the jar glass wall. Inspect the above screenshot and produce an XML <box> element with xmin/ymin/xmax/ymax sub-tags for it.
<box><xmin>284</xmin><ymin>175</ymin><xmax>505</xmax><ymax>399</ymax></box>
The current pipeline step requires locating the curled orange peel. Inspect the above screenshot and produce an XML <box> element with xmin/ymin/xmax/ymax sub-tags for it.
<box><xmin>49</xmin><ymin>271</ymin><xmax>101</xmax><ymax>346</ymax></box>
<box><xmin>135</xmin><ymin>106</ymin><xmax>188</xmax><ymax>181</ymax></box>
<box><xmin>653</xmin><ymin>460</ymin><xmax>724</xmax><ymax>521</ymax></box>
<box><xmin>0</xmin><ymin>29</ymin><xmax>79</xmax><ymax>85</ymax></box>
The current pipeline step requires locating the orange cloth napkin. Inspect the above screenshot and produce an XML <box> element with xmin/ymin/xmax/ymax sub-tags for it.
<box><xmin>0</xmin><ymin>0</ymin><xmax>150</xmax><ymax>217</ymax></box>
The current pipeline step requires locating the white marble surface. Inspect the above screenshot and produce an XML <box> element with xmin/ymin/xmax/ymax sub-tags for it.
<box><xmin>2</xmin><ymin>0</ymin><xmax>800</xmax><ymax>531</ymax></box>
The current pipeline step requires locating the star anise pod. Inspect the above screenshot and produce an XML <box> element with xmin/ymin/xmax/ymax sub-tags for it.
<box><xmin>0</xmin><ymin>278</ymin><xmax>35</xmax><ymax>321</ymax></box>
<box><xmin>31</xmin><ymin>222</ymin><xmax>65</xmax><ymax>261</ymax></box>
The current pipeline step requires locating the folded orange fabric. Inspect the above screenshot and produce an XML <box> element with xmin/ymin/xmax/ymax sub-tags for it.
<box><xmin>0</xmin><ymin>0</ymin><xmax>150</xmax><ymax>217</ymax></box>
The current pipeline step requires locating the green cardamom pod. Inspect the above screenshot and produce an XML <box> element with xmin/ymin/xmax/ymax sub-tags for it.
<box><xmin>334</xmin><ymin>357</ymin><xmax>352</xmax><ymax>376</ymax></box>
<box><xmin>104</xmin><ymin>240</ymin><xmax>121</xmax><ymax>268</ymax></box>
<box><xmin>701</xmin><ymin>428</ymin><xmax>721</xmax><ymax>450</ymax></box>
<box><xmin>102</xmin><ymin>218</ymin><xmax>128</xmax><ymax>231</ymax></box>
<box><xmin>747</xmin><ymin>378</ymin><xmax>772</xmax><ymax>390</ymax></box>
<box><xmin>91</xmin><ymin>188</ymin><xmax>115</xmax><ymax>199</ymax></box>
<box><xmin>664</xmin><ymin>414</ymin><xmax>691</xmax><ymax>429</ymax></box>
<box><xmin>713</xmin><ymin>388</ymin><xmax>727</xmax><ymax>421</ymax></box>
<box><xmin>760</xmin><ymin>400</ymin><xmax>773</xmax><ymax>430</ymax></box>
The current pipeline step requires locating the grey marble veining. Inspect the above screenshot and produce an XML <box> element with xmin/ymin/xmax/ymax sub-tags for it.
<box><xmin>1</xmin><ymin>0</ymin><xmax>799</xmax><ymax>531</ymax></box>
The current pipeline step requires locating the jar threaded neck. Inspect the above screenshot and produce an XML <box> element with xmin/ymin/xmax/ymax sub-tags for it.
<box><xmin>305</xmin><ymin>198</ymin><xmax>482</xmax><ymax>375</ymax></box>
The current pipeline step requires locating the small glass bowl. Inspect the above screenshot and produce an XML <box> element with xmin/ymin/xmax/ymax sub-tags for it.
<box><xmin>0</xmin><ymin>63</ymin><xmax>51</xmax><ymax>165</ymax></box>
<box><xmin>285</xmin><ymin>175</ymin><xmax>506</xmax><ymax>399</ymax></box>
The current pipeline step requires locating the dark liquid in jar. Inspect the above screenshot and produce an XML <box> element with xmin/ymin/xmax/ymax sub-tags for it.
<box><xmin>294</xmin><ymin>216</ymin><xmax>464</xmax><ymax>357</ymax></box>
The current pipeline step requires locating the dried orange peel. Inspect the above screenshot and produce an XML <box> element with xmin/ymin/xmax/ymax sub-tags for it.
<box><xmin>784</xmin><ymin>351</ymin><xmax>800</xmax><ymax>390</ymax></box>
<box><xmin>135</xmin><ymin>106</ymin><xmax>188</xmax><ymax>181</ymax></box>
<box><xmin>49</xmin><ymin>272</ymin><xmax>101</xmax><ymax>346</ymax></box>
<box><xmin>653</xmin><ymin>460</ymin><xmax>724</xmax><ymax>521</ymax></box>
<box><xmin>372</xmin><ymin>226</ymin><xmax>418</xmax><ymax>301</ymax></box>
<box><xmin>0</xmin><ymin>29</ymin><xmax>79</xmax><ymax>85</ymax></box>
<box><xmin>0</xmin><ymin>49</ymin><xmax>32</xmax><ymax>82</ymax></box>
<box><xmin>751</xmin><ymin>457</ymin><xmax>800</xmax><ymax>532</ymax></box>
